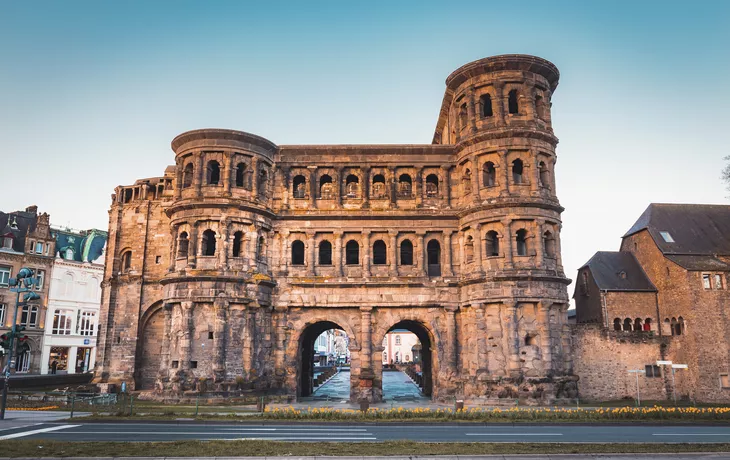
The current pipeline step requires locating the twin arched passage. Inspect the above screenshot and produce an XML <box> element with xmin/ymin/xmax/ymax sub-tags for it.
<box><xmin>381</xmin><ymin>320</ymin><xmax>433</xmax><ymax>398</ymax></box>
<box><xmin>298</xmin><ymin>321</ymin><xmax>346</xmax><ymax>397</ymax></box>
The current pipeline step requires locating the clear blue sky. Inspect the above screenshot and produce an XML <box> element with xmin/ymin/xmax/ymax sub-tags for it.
<box><xmin>1</xmin><ymin>0</ymin><xmax>729</xmax><ymax>291</ymax></box>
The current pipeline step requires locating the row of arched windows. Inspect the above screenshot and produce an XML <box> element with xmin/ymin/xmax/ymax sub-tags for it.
<box><xmin>462</xmin><ymin>229</ymin><xmax>556</xmax><ymax>260</ymax></box>
<box><xmin>181</xmin><ymin>161</ymin><xmax>267</xmax><ymax>192</ymax></box>
<box><xmin>614</xmin><ymin>317</ymin><xmax>652</xmax><ymax>332</ymax></box>
<box><xmin>176</xmin><ymin>230</ymin><xmax>266</xmax><ymax>260</ymax></box>
<box><xmin>291</xmin><ymin>239</ymin><xmax>441</xmax><ymax>268</ymax></box>
<box><xmin>477</xmin><ymin>159</ymin><xmax>551</xmax><ymax>189</ymax></box>
<box><xmin>292</xmin><ymin>173</ymin><xmax>440</xmax><ymax>199</ymax></box>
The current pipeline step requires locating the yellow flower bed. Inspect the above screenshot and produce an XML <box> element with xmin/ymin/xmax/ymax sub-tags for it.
<box><xmin>262</xmin><ymin>405</ymin><xmax>730</xmax><ymax>421</ymax></box>
<box><xmin>7</xmin><ymin>406</ymin><xmax>60</xmax><ymax>411</ymax></box>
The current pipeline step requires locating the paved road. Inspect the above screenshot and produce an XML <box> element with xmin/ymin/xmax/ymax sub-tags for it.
<box><xmin>4</xmin><ymin>422</ymin><xmax>730</xmax><ymax>443</ymax></box>
<box><xmin>312</xmin><ymin>370</ymin><xmax>425</xmax><ymax>401</ymax></box>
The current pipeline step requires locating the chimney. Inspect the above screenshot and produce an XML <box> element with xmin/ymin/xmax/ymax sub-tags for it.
<box><xmin>25</xmin><ymin>205</ymin><xmax>38</xmax><ymax>214</ymax></box>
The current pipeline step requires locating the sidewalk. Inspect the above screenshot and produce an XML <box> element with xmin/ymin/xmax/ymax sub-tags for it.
<box><xmin>2</xmin><ymin>454</ymin><xmax>730</xmax><ymax>460</ymax></box>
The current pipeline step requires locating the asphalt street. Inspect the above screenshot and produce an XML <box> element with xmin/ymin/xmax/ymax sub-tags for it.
<box><xmin>3</xmin><ymin>422</ymin><xmax>730</xmax><ymax>443</ymax></box>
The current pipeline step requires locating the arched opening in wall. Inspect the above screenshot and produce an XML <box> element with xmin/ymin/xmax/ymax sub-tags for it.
<box><xmin>235</xmin><ymin>163</ymin><xmax>246</xmax><ymax>187</ymax></box>
<box><xmin>319</xmin><ymin>175</ymin><xmax>333</xmax><ymax>199</ymax></box>
<box><xmin>135</xmin><ymin>306</ymin><xmax>164</xmax><ymax>390</ymax></box>
<box><xmin>201</xmin><ymin>230</ymin><xmax>216</xmax><ymax>256</ymax></box>
<box><xmin>345</xmin><ymin>240</ymin><xmax>359</xmax><ymax>265</ymax></box>
<box><xmin>373</xmin><ymin>240</ymin><xmax>387</xmax><ymax>265</ymax></box>
<box><xmin>508</xmin><ymin>89</ymin><xmax>519</xmax><ymax>114</ymax></box>
<box><xmin>613</xmin><ymin>318</ymin><xmax>622</xmax><ymax>331</ymax></box>
<box><xmin>425</xmin><ymin>174</ymin><xmax>439</xmax><ymax>197</ymax></box>
<box><xmin>634</xmin><ymin>318</ymin><xmax>642</xmax><ymax>332</ymax></box>
<box><xmin>182</xmin><ymin>163</ymin><xmax>193</xmax><ymax>188</ymax></box>
<box><xmin>293</xmin><ymin>175</ymin><xmax>306</xmax><ymax>198</ymax></box>
<box><xmin>257</xmin><ymin>236</ymin><xmax>266</xmax><ymax>262</ymax></box>
<box><xmin>15</xmin><ymin>342</ymin><xmax>31</xmax><ymax>373</ymax></box>
<box><xmin>512</xmin><ymin>159</ymin><xmax>524</xmax><ymax>184</ymax></box>
<box><xmin>486</xmin><ymin>231</ymin><xmax>500</xmax><ymax>257</ymax></box>
<box><xmin>345</xmin><ymin>175</ymin><xmax>359</xmax><ymax>198</ymax></box>
<box><xmin>400</xmin><ymin>239</ymin><xmax>413</xmax><ymax>265</ymax></box>
<box><xmin>458</xmin><ymin>103</ymin><xmax>467</xmax><ymax>129</ymax></box>
<box><xmin>623</xmin><ymin>318</ymin><xmax>633</xmax><ymax>332</ymax></box>
<box><xmin>372</xmin><ymin>174</ymin><xmax>386</xmax><ymax>198</ymax></box>
<box><xmin>398</xmin><ymin>174</ymin><xmax>412</xmax><ymax>197</ymax></box>
<box><xmin>291</xmin><ymin>240</ymin><xmax>305</xmax><ymax>265</ymax></box>
<box><xmin>483</xmin><ymin>162</ymin><xmax>496</xmax><ymax>187</ymax></box>
<box><xmin>206</xmin><ymin>160</ymin><xmax>220</xmax><ymax>185</ymax></box>
<box><xmin>177</xmin><ymin>232</ymin><xmax>189</xmax><ymax>259</ymax></box>
<box><xmin>676</xmin><ymin>317</ymin><xmax>684</xmax><ymax>336</ymax></box>
<box><xmin>123</xmin><ymin>189</ymin><xmax>133</xmax><ymax>203</ymax></box>
<box><xmin>543</xmin><ymin>231</ymin><xmax>556</xmax><ymax>258</ymax></box>
<box><xmin>462</xmin><ymin>168</ymin><xmax>472</xmax><ymax>194</ymax></box>
<box><xmin>319</xmin><ymin>241</ymin><xmax>332</xmax><ymax>266</ymax></box>
<box><xmin>258</xmin><ymin>169</ymin><xmax>268</xmax><ymax>197</ymax></box>
<box><xmin>515</xmin><ymin>229</ymin><xmax>528</xmax><ymax>256</ymax></box>
<box><xmin>121</xmin><ymin>250</ymin><xmax>132</xmax><ymax>273</ymax></box>
<box><xmin>381</xmin><ymin>320</ymin><xmax>433</xmax><ymax>400</ymax></box>
<box><xmin>232</xmin><ymin>231</ymin><xmax>243</xmax><ymax>257</ymax></box>
<box><xmin>535</xmin><ymin>95</ymin><xmax>545</xmax><ymax>119</ymax></box>
<box><xmin>539</xmin><ymin>161</ymin><xmax>550</xmax><ymax>189</ymax></box>
<box><xmin>427</xmin><ymin>240</ymin><xmax>441</xmax><ymax>276</ymax></box>
<box><xmin>298</xmin><ymin>321</ymin><xmax>350</xmax><ymax>398</ymax></box>
<box><xmin>644</xmin><ymin>318</ymin><xmax>652</xmax><ymax>332</ymax></box>
<box><xmin>465</xmin><ymin>236</ymin><xmax>474</xmax><ymax>263</ymax></box>
<box><xmin>480</xmin><ymin>94</ymin><xmax>493</xmax><ymax>117</ymax></box>
<box><xmin>524</xmin><ymin>333</ymin><xmax>538</xmax><ymax>346</ymax></box>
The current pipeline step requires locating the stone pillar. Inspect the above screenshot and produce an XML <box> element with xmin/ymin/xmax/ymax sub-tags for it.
<box><xmin>306</xmin><ymin>231</ymin><xmax>316</xmax><ymax>276</ymax></box>
<box><xmin>475</xmin><ymin>304</ymin><xmax>488</xmax><ymax>374</ymax></box>
<box><xmin>473</xmin><ymin>223</ymin><xmax>483</xmax><ymax>275</ymax></box>
<box><xmin>242</xmin><ymin>307</ymin><xmax>254</xmax><ymax>379</ymax></box>
<box><xmin>158</xmin><ymin>303</ymin><xmax>174</xmax><ymax>379</ymax></box>
<box><xmin>251</xmin><ymin>157</ymin><xmax>259</xmax><ymax>200</ymax></box>
<box><xmin>362</xmin><ymin>230</ymin><xmax>371</xmax><ymax>278</ymax></box>
<box><xmin>194</xmin><ymin>155</ymin><xmax>204</xmax><ymax>195</ymax></box>
<box><xmin>179</xmin><ymin>301</ymin><xmax>194</xmax><ymax>372</ymax></box>
<box><xmin>308</xmin><ymin>167</ymin><xmax>317</xmax><ymax>208</ymax></box>
<box><xmin>470</xmin><ymin>155</ymin><xmax>480</xmax><ymax>203</ymax></box>
<box><xmin>334</xmin><ymin>231</ymin><xmax>343</xmax><ymax>277</ymax></box>
<box><xmin>501</xmin><ymin>219</ymin><xmax>513</xmax><ymax>269</ymax></box>
<box><xmin>537</xmin><ymin>301</ymin><xmax>552</xmax><ymax>374</ymax></box>
<box><xmin>445</xmin><ymin>306</ymin><xmax>458</xmax><ymax>373</ymax></box>
<box><xmin>336</xmin><ymin>167</ymin><xmax>344</xmax><ymax>208</ymax></box>
<box><xmin>535</xmin><ymin>219</ymin><xmax>545</xmax><ymax>268</ymax></box>
<box><xmin>168</xmin><ymin>224</ymin><xmax>179</xmax><ymax>273</ymax></box>
<box><xmin>440</xmin><ymin>165</ymin><xmax>451</xmax><ymax>208</ymax></box>
<box><xmin>458</xmin><ymin>233</ymin><xmax>465</xmax><ymax>275</ymax></box>
<box><xmin>247</xmin><ymin>226</ymin><xmax>258</xmax><ymax>271</ymax></box>
<box><xmin>556</xmin><ymin>224</ymin><xmax>564</xmax><ymax>274</ymax></box>
<box><xmin>359</xmin><ymin>306</ymin><xmax>375</xmax><ymax>400</ymax></box>
<box><xmin>281</xmin><ymin>167</ymin><xmax>291</xmax><ymax>209</ymax></box>
<box><xmin>494</xmin><ymin>82</ymin><xmax>506</xmax><ymax>127</ymax></box>
<box><xmin>187</xmin><ymin>222</ymin><xmax>198</xmax><ymax>268</ymax></box>
<box><xmin>280</xmin><ymin>230</ymin><xmax>289</xmax><ymax>275</ymax></box>
<box><xmin>467</xmin><ymin>86</ymin><xmax>477</xmax><ymax>134</ymax></box>
<box><xmin>417</xmin><ymin>232</ymin><xmax>427</xmax><ymax>276</ymax></box>
<box><xmin>213</xmin><ymin>297</ymin><xmax>228</xmax><ymax>381</ymax></box>
<box><xmin>443</xmin><ymin>231</ymin><xmax>454</xmax><ymax>277</ymax></box>
<box><xmin>389</xmin><ymin>167</ymin><xmax>397</xmax><ymax>207</ymax></box>
<box><xmin>389</xmin><ymin>230</ymin><xmax>397</xmax><ymax>276</ymax></box>
<box><xmin>361</xmin><ymin>167</ymin><xmax>370</xmax><ymax>209</ymax></box>
<box><xmin>415</xmin><ymin>167</ymin><xmax>424</xmax><ymax>208</ymax></box>
<box><xmin>223</xmin><ymin>155</ymin><xmax>232</xmax><ymax>196</ymax></box>
<box><xmin>505</xmin><ymin>301</ymin><xmax>521</xmax><ymax>376</ymax></box>
<box><xmin>219</xmin><ymin>219</ymin><xmax>230</xmax><ymax>269</ymax></box>
<box><xmin>174</xmin><ymin>162</ymin><xmax>183</xmax><ymax>200</ymax></box>
<box><xmin>529</xmin><ymin>159</ymin><xmax>539</xmax><ymax>195</ymax></box>
<box><xmin>499</xmin><ymin>149</ymin><xmax>510</xmax><ymax>196</ymax></box>
<box><xmin>274</xmin><ymin>305</ymin><xmax>288</xmax><ymax>380</ymax></box>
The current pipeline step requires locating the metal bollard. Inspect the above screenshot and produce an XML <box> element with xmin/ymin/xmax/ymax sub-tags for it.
<box><xmin>70</xmin><ymin>394</ymin><xmax>75</xmax><ymax>419</ymax></box>
<box><xmin>195</xmin><ymin>394</ymin><xmax>200</xmax><ymax>417</ymax></box>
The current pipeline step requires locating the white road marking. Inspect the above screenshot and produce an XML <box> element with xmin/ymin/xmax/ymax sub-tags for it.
<box><xmin>218</xmin><ymin>428</ymin><xmax>369</xmax><ymax>432</ymax></box>
<box><xmin>0</xmin><ymin>424</ymin><xmax>80</xmax><ymax>440</ymax></box>
<box><xmin>229</xmin><ymin>436</ymin><xmax>377</xmax><ymax>440</ymax></box>
<box><xmin>0</xmin><ymin>423</ymin><xmax>42</xmax><ymax>432</ymax></box>
<box><xmin>63</xmin><ymin>431</ymin><xmax>375</xmax><ymax>436</ymax></box>
<box><xmin>653</xmin><ymin>433</ymin><xmax>730</xmax><ymax>436</ymax></box>
<box><xmin>466</xmin><ymin>433</ymin><xmax>563</xmax><ymax>436</ymax></box>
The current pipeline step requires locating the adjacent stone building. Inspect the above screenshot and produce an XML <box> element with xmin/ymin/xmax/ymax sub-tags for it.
<box><xmin>574</xmin><ymin>203</ymin><xmax>730</xmax><ymax>403</ymax></box>
<box><xmin>0</xmin><ymin>206</ymin><xmax>55</xmax><ymax>373</ymax></box>
<box><xmin>96</xmin><ymin>54</ymin><xmax>576</xmax><ymax>403</ymax></box>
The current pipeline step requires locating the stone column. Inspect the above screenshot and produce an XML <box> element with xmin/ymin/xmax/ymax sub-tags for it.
<box><xmin>158</xmin><ymin>303</ymin><xmax>174</xmax><ymax>379</ymax></box>
<box><xmin>505</xmin><ymin>301</ymin><xmax>521</xmax><ymax>376</ymax></box>
<box><xmin>550</xmin><ymin>157</ymin><xmax>558</xmax><ymax>197</ymax></box>
<box><xmin>281</xmin><ymin>167</ymin><xmax>291</xmax><ymax>209</ymax></box>
<box><xmin>174</xmin><ymin>161</ymin><xmax>183</xmax><ymax>200</ymax></box>
<box><xmin>556</xmin><ymin>224</ymin><xmax>564</xmax><ymax>274</ymax></box>
<box><xmin>440</xmin><ymin>165</ymin><xmax>451</xmax><ymax>207</ymax></box>
<box><xmin>499</xmin><ymin>149</ymin><xmax>510</xmax><ymax>196</ymax></box>
<box><xmin>359</xmin><ymin>306</ymin><xmax>375</xmax><ymax>400</ymax></box>
<box><xmin>494</xmin><ymin>82</ymin><xmax>506</xmax><ymax>127</ymax></box>
<box><xmin>458</xmin><ymin>233</ymin><xmax>465</xmax><ymax>275</ymax></box>
<box><xmin>501</xmin><ymin>219</ymin><xmax>513</xmax><ymax>269</ymax></box>
<box><xmin>179</xmin><ymin>301</ymin><xmax>194</xmax><ymax>372</ymax></box>
<box><xmin>248</xmin><ymin>225</ymin><xmax>258</xmax><ymax>270</ymax></box>
<box><xmin>537</xmin><ymin>301</ymin><xmax>552</xmax><ymax>374</ymax></box>
<box><xmin>443</xmin><ymin>231</ymin><xmax>454</xmax><ymax>277</ymax></box>
<box><xmin>445</xmin><ymin>306</ymin><xmax>458</xmax><ymax>373</ymax></box>
<box><xmin>334</xmin><ymin>231</ymin><xmax>343</xmax><ymax>277</ymax></box>
<box><xmin>251</xmin><ymin>157</ymin><xmax>259</xmax><ymax>200</ymax></box>
<box><xmin>213</xmin><ymin>298</ymin><xmax>228</xmax><ymax>381</ymax></box>
<box><xmin>475</xmin><ymin>304</ymin><xmax>488</xmax><ymax>374</ymax></box>
<box><xmin>219</xmin><ymin>219</ymin><xmax>230</xmax><ymax>269</ymax></box>
<box><xmin>467</xmin><ymin>86</ymin><xmax>477</xmax><ymax>133</ymax></box>
<box><xmin>336</xmin><ymin>167</ymin><xmax>344</xmax><ymax>208</ymax></box>
<box><xmin>187</xmin><ymin>222</ymin><xmax>198</xmax><ymax>268</ymax></box>
<box><xmin>223</xmin><ymin>155</ymin><xmax>232</xmax><ymax>196</ymax></box>
<box><xmin>469</xmin><ymin>155</ymin><xmax>479</xmax><ymax>203</ymax></box>
<box><xmin>274</xmin><ymin>305</ymin><xmax>288</xmax><ymax>379</ymax></box>
<box><xmin>362</xmin><ymin>230</ymin><xmax>371</xmax><ymax>278</ymax></box>
<box><xmin>389</xmin><ymin>167</ymin><xmax>397</xmax><ymax>207</ymax></box>
<box><xmin>361</xmin><ymin>167</ymin><xmax>370</xmax><ymax>209</ymax></box>
<box><xmin>168</xmin><ymin>224</ymin><xmax>179</xmax><ymax>272</ymax></box>
<box><xmin>473</xmin><ymin>223</ymin><xmax>483</xmax><ymax>275</ymax></box>
<box><xmin>535</xmin><ymin>219</ymin><xmax>545</xmax><ymax>268</ymax></box>
<box><xmin>194</xmin><ymin>155</ymin><xmax>204</xmax><ymax>195</ymax></box>
<box><xmin>242</xmin><ymin>307</ymin><xmax>254</xmax><ymax>379</ymax></box>
<box><xmin>389</xmin><ymin>230</ymin><xmax>397</xmax><ymax>276</ymax></box>
<box><xmin>280</xmin><ymin>230</ymin><xmax>289</xmax><ymax>275</ymax></box>
<box><xmin>306</xmin><ymin>231</ymin><xmax>316</xmax><ymax>276</ymax></box>
<box><xmin>417</xmin><ymin>231</ymin><xmax>427</xmax><ymax>276</ymax></box>
<box><xmin>308</xmin><ymin>167</ymin><xmax>317</xmax><ymax>208</ymax></box>
<box><xmin>529</xmin><ymin>158</ymin><xmax>539</xmax><ymax>195</ymax></box>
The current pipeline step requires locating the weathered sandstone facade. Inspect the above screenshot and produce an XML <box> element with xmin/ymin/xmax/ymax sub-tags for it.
<box><xmin>96</xmin><ymin>54</ymin><xmax>576</xmax><ymax>402</ymax></box>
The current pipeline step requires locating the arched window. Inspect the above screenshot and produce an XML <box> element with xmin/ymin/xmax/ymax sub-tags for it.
<box><xmin>535</xmin><ymin>94</ymin><xmax>545</xmax><ymax>119</ymax></box>
<box><xmin>676</xmin><ymin>317</ymin><xmax>684</xmax><ymax>336</ymax></box>
<box><xmin>427</xmin><ymin>240</ymin><xmax>441</xmax><ymax>276</ymax></box>
<box><xmin>465</xmin><ymin>236</ymin><xmax>474</xmax><ymax>263</ymax></box>
<box><xmin>257</xmin><ymin>236</ymin><xmax>265</xmax><ymax>261</ymax></box>
<box><xmin>373</xmin><ymin>240</ymin><xmax>387</xmax><ymax>265</ymax></box>
<box><xmin>319</xmin><ymin>175</ymin><xmax>333</xmax><ymax>199</ymax></box>
<box><xmin>426</xmin><ymin>174</ymin><xmax>439</xmax><ymax>197</ymax></box>
<box><xmin>512</xmin><ymin>159</ymin><xmax>524</xmax><ymax>184</ymax></box>
<box><xmin>345</xmin><ymin>175</ymin><xmax>359</xmax><ymax>198</ymax></box>
<box><xmin>258</xmin><ymin>169</ymin><xmax>268</xmax><ymax>197</ymax></box>
<box><xmin>345</xmin><ymin>240</ymin><xmax>359</xmax><ymax>265</ymax></box>
<box><xmin>400</xmin><ymin>240</ymin><xmax>413</xmax><ymax>265</ymax></box>
<box><xmin>121</xmin><ymin>250</ymin><xmax>132</xmax><ymax>272</ymax></box>
<box><xmin>206</xmin><ymin>160</ymin><xmax>220</xmax><ymax>185</ymax></box>
<box><xmin>201</xmin><ymin>230</ymin><xmax>216</xmax><ymax>256</ymax></box>
<box><xmin>643</xmin><ymin>318</ymin><xmax>652</xmax><ymax>332</ymax></box>
<box><xmin>293</xmin><ymin>175</ymin><xmax>306</xmax><ymax>198</ymax></box>
<box><xmin>319</xmin><ymin>241</ymin><xmax>332</xmax><ymax>265</ymax></box>
<box><xmin>232</xmin><ymin>231</ymin><xmax>243</xmax><ymax>257</ymax></box>
<box><xmin>543</xmin><ymin>231</ymin><xmax>556</xmax><ymax>258</ymax></box>
<box><xmin>65</xmin><ymin>248</ymin><xmax>75</xmax><ymax>260</ymax></box>
<box><xmin>398</xmin><ymin>174</ymin><xmax>412</xmax><ymax>197</ymax></box>
<box><xmin>486</xmin><ymin>231</ymin><xmax>499</xmax><ymax>257</ymax></box>
<box><xmin>516</xmin><ymin>229</ymin><xmax>528</xmax><ymax>256</ymax></box>
<box><xmin>480</xmin><ymin>94</ymin><xmax>493</xmax><ymax>117</ymax></box>
<box><xmin>462</xmin><ymin>168</ymin><xmax>472</xmax><ymax>194</ymax></box>
<box><xmin>613</xmin><ymin>318</ymin><xmax>622</xmax><ymax>331</ymax></box>
<box><xmin>16</xmin><ymin>342</ymin><xmax>31</xmax><ymax>373</ymax></box>
<box><xmin>623</xmin><ymin>318</ymin><xmax>633</xmax><ymax>332</ymax></box>
<box><xmin>508</xmin><ymin>89</ymin><xmax>519</xmax><ymax>114</ymax></box>
<box><xmin>634</xmin><ymin>318</ymin><xmax>642</xmax><ymax>332</ymax></box>
<box><xmin>372</xmin><ymin>174</ymin><xmax>386</xmax><ymax>198</ymax></box>
<box><xmin>235</xmin><ymin>163</ymin><xmax>246</xmax><ymax>187</ymax></box>
<box><xmin>483</xmin><ymin>162</ymin><xmax>496</xmax><ymax>187</ymax></box>
<box><xmin>525</xmin><ymin>334</ymin><xmax>537</xmax><ymax>346</ymax></box>
<box><xmin>182</xmin><ymin>163</ymin><xmax>194</xmax><ymax>188</ymax></box>
<box><xmin>291</xmin><ymin>240</ymin><xmax>305</xmax><ymax>265</ymax></box>
<box><xmin>177</xmin><ymin>232</ymin><xmax>189</xmax><ymax>258</ymax></box>
<box><xmin>539</xmin><ymin>161</ymin><xmax>550</xmax><ymax>189</ymax></box>
<box><xmin>458</xmin><ymin>103</ymin><xmax>467</xmax><ymax>129</ymax></box>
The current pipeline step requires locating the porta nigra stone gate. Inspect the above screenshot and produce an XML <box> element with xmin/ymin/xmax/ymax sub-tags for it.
<box><xmin>96</xmin><ymin>54</ymin><xmax>577</xmax><ymax>403</ymax></box>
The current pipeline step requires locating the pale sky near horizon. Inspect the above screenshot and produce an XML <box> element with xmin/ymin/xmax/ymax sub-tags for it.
<box><xmin>1</xmin><ymin>1</ymin><xmax>729</xmax><ymax>293</ymax></box>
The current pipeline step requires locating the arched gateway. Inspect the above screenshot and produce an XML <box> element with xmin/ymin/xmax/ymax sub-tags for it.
<box><xmin>96</xmin><ymin>54</ymin><xmax>575</xmax><ymax>403</ymax></box>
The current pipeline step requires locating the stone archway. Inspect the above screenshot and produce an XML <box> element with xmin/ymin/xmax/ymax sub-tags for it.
<box><xmin>135</xmin><ymin>302</ymin><xmax>164</xmax><ymax>390</ymax></box>
<box><xmin>297</xmin><ymin>320</ymin><xmax>350</xmax><ymax>398</ymax></box>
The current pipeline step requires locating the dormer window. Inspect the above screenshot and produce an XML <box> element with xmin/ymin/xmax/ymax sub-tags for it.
<box><xmin>2</xmin><ymin>236</ymin><xmax>12</xmax><ymax>249</ymax></box>
<box><xmin>660</xmin><ymin>231</ymin><xmax>674</xmax><ymax>243</ymax></box>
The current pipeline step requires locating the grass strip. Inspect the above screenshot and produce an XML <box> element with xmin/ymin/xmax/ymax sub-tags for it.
<box><xmin>3</xmin><ymin>441</ymin><xmax>730</xmax><ymax>457</ymax></box>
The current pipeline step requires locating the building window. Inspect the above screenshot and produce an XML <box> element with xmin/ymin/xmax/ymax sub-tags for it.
<box><xmin>660</xmin><ymin>231</ymin><xmax>675</xmax><ymax>243</ymax></box>
<box><xmin>235</xmin><ymin>163</ymin><xmax>246</xmax><ymax>187</ymax></box>
<box><xmin>171</xmin><ymin>360</ymin><xmax>179</xmax><ymax>369</ymax></box>
<box><xmin>395</xmin><ymin>335</ymin><xmax>401</xmax><ymax>345</ymax></box>
<box><xmin>21</xmin><ymin>305</ymin><xmax>39</xmax><ymax>328</ymax></box>
<box><xmin>613</xmin><ymin>318</ymin><xmax>621</xmax><ymax>331</ymax></box>
<box><xmin>208</xmin><ymin>331</ymin><xmax>214</xmax><ymax>340</ymax></box>
<box><xmin>35</xmin><ymin>242</ymin><xmax>44</xmax><ymax>254</ymax></box>
<box><xmin>0</xmin><ymin>303</ymin><xmax>5</xmax><ymax>326</ymax></box>
<box><xmin>538</xmin><ymin>161</ymin><xmax>550</xmax><ymax>189</ymax></box>
<box><xmin>206</xmin><ymin>160</ymin><xmax>221</xmax><ymax>185</ymax></box>
<box><xmin>645</xmin><ymin>365</ymin><xmax>661</xmax><ymax>378</ymax></box>
<box><xmin>345</xmin><ymin>175</ymin><xmax>359</xmax><ymax>198</ymax></box>
<box><xmin>232</xmin><ymin>231</ymin><xmax>243</xmax><ymax>257</ymax></box>
<box><xmin>465</xmin><ymin>236</ymin><xmax>474</xmax><ymax>263</ymax></box>
<box><xmin>702</xmin><ymin>273</ymin><xmax>711</xmax><ymax>289</ymax></box>
<box><xmin>120</xmin><ymin>251</ymin><xmax>132</xmax><ymax>273</ymax></box>
<box><xmin>427</xmin><ymin>240</ymin><xmax>441</xmax><ymax>276</ymax></box>
<box><xmin>508</xmin><ymin>89</ymin><xmax>519</xmax><ymax>114</ymax></box>
<box><xmin>400</xmin><ymin>240</ymin><xmax>413</xmax><ymax>266</ymax></box>
<box><xmin>16</xmin><ymin>343</ymin><xmax>30</xmax><ymax>373</ymax></box>
<box><xmin>543</xmin><ymin>231</ymin><xmax>556</xmax><ymax>258</ymax></box>
<box><xmin>515</xmin><ymin>229</ymin><xmax>528</xmax><ymax>256</ymax></box>
<box><xmin>345</xmin><ymin>240</ymin><xmax>359</xmax><ymax>265</ymax></box>
<box><xmin>177</xmin><ymin>232</ymin><xmax>189</xmax><ymax>258</ymax></box>
<box><xmin>425</xmin><ymin>174</ymin><xmax>439</xmax><ymax>197</ymax></box>
<box><xmin>715</xmin><ymin>274</ymin><xmax>723</xmax><ymax>289</ymax></box>
<box><xmin>78</xmin><ymin>311</ymin><xmax>96</xmax><ymax>336</ymax></box>
<box><xmin>35</xmin><ymin>270</ymin><xmax>45</xmax><ymax>290</ymax></box>
<box><xmin>201</xmin><ymin>229</ymin><xmax>216</xmax><ymax>256</ymax></box>
<box><xmin>319</xmin><ymin>175</ymin><xmax>333</xmax><ymax>199</ymax></box>
<box><xmin>182</xmin><ymin>163</ymin><xmax>194</xmax><ymax>188</ymax></box>
<box><xmin>483</xmin><ymin>162</ymin><xmax>496</xmax><ymax>187</ymax></box>
<box><xmin>65</xmin><ymin>248</ymin><xmax>74</xmax><ymax>260</ymax></box>
<box><xmin>458</xmin><ymin>102</ymin><xmax>467</xmax><ymax>129</ymax></box>
<box><xmin>373</xmin><ymin>240</ymin><xmax>387</xmax><ymax>265</ymax></box>
<box><xmin>512</xmin><ymin>159</ymin><xmax>524</xmax><ymax>184</ymax></box>
<box><xmin>372</xmin><ymin>174</ymin><xmax>386</xmax><ymax>199</ymax></box>
<box><xmin>190</xmin><ymin>361</ymin><xmax>198</xmax><ymax>369</ymax></box>
<box><xmin>623</xmin><ymin>318</ymin><xmax>633</xmax><ymax>332</ymax></box>
<box><xmin>52</xmin><ymin>309</ymin><xmax>73</xmax><ymax>335</ymax></box>
<box><xmin>720</xmin><ymin>374</ymin><xmax>730</xmax><ymax>389</ymax></box>
<box><xmin>398</xmin><ymin>174</ymin><xmax>412</xmax><ymax>197</ymax></box>
<box><xmin>2</xmin><ymin>236</ymin><xmax>13</xmax><ymax>249</ymax></box>
<box><xmin>480</xmin><ymin>94</ymin><xmax>493</xmax><ymax>117</ymax></box>
<box><xmin>257</xmin><ymin>236</ymin><xmax>266</xmax><ymax>261</ymax></box>
<box><xmin>318</xmin><ymin>241</ymin><xmax>332</xmax><ymax>266</ymax></box>
<box><xmin>485</xmin><ymin>231</ymin><xmax>499</xmax><ymax>257</ymax></box>
<box><xmin>0</xmin><ymin>266</ymin><xmax>10</xmax><ymax>286</ymax></box>
<box><xmin>293</xmin><ymin>175</ymin><xmax>307</xmax><ymax>198</ymax></box>
<box><xmin>291</xmin><ymin>240</ymin><xmax>305</xmax><ymax>265</ymax></box>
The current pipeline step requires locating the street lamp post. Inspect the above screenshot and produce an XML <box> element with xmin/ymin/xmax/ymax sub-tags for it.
<box><xmin>0</xmin><ymin>268</ymin><xmax>40</xmax><ymax>420</ymax></box>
